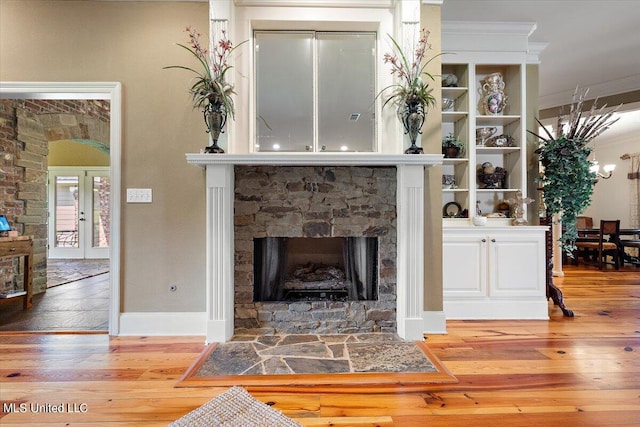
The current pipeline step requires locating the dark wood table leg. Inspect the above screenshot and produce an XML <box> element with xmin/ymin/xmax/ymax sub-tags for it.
<box><xmin>542</xmin><ymin>216</ymin><xmax>574</xmax><ymax>317</ymax></box>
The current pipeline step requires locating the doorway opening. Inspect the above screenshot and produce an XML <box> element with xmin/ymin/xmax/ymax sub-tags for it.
<box><xmin>0</xmin><ymin>82</ymin><xmax>122</xmax><ymax>334</ymax></box>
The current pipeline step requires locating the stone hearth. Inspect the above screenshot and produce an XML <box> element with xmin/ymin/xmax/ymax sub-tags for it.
<box><xmin>186</xmin><ymin>153</ymin><xmax>441</xmax><ymax>343</ymax></box>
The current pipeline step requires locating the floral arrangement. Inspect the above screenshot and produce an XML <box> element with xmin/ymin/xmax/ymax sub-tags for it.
<box><xmin>529</xmin><ymin>87</ymin><xmax>620</xmax><ymax>253</ymax></box>
<box><xmin>378</xmin><ymin>28</ymin><xmax>441</xmax><ymax>113</ymax></box>
<box><xmin>165</xmin><ymin>26</ymin><xmax>246</xmax><ymax>122</ymax></box>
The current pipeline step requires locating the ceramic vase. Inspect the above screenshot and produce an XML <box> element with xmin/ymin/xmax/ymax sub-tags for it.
<box><xmin>203</xmin><ymin>100</ymin><xmax>227</xmax><ymax>154</ymax></box>
<box><xmin>479</xmin><ymin>72</ymin><xmax>507</xmax><ymax>115</ymax></box>
<box><xmin>400</xmin><ymin>99</ymin><xmax>425</xmax><ymax>154</ymax></box>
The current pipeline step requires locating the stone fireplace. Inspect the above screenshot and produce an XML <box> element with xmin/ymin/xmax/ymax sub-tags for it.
<box><xmin>186</xmin><ymin>153</ymin><xmax>441</xmax><ymax>343</ymax></box>
<box><xmin>234</xmin><ymin>166</ymin><xmax>395</xmax><ymax>334</ymax></box>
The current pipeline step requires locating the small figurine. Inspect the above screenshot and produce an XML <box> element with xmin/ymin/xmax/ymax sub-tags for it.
<box><xmin>505</xmin><ymin>190</ymin><xmax>534</xmax><ymax>226</ymax></box>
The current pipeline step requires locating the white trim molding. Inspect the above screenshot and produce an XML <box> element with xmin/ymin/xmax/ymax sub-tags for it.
<box><xmin>0</xmin><ymin>81</ymin><xmax>122</xmax><ymax>337</ymax></box>
<box><xmin>422</xmin><ymin>310</ymin><xmax>447</xmax><ymax>334</ymax></box>
<box><xmin>119</xmin><ymin>312</ymin><xmax>207</xmax><ymax>337</ymax></box>
<box><xmin>187</xmin><ymin>153</ymin><xmax>443</xmax><ymax>167</ymax></box>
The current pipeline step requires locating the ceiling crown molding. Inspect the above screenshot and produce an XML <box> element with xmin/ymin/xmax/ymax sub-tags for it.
<box><xmin>527</xmin><ymin>41</ymin><xmax>548</xmax><ymax>64</ymax></box>
<box><xmin>442</xmin><ymin>20</ymin><xmax>537</xmax><ymax>55</ymax></box>
<box><xmin>443</xmin><ymin>21</ymin><xmax>536</xmax><ymax>37</ymax></box>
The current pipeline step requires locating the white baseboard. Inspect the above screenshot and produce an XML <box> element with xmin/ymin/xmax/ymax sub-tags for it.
<box><xmin>443</xmin><ymin>300</ymin><xmax>549</xmax><ymax>320</ymax></box>
<box><xmin>423</xmin><ymin>310</ymin><xmax>447</xmax><ymax>334</ymax></box>
<box><xmin>118</xmin><ymin>312</ymin><xmax>206</xmax><ymax>336</ymax></box>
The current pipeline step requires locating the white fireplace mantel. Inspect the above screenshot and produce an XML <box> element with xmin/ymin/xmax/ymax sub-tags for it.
<box><xmin>186</xmin><ymin>152</ymin><xmax>443</xmax><ymax>167</ymax></box>
<box><xmin>187</xmin><ymin>152</ymin><xmax>442</xmax><ymax>343</ymax></box>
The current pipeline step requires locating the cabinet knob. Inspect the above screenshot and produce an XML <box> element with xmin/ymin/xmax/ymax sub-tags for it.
<box><xmin>491</xmin><ymin>239</ymin><xmax>496</xmax><ymax>242</ymax></box>
<box><xmin>481</xmin><ymin>238</ymin><xmax>486</xmax><ymax>242</ymax></box>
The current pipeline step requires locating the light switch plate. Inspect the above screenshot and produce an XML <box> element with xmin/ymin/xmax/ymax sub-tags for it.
<box><xmin>126</xmin><ymin>188</ymin><xmax>152</xmax><ymax>203</ymax></box>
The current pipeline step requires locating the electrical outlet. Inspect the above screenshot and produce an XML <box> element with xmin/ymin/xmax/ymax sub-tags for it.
<box><xmin>126</xmin><ymin>188</ymin><xmax>152</xmax><ymax>203</ymax></box>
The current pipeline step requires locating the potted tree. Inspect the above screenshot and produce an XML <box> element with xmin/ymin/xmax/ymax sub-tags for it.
<box><xmin>442</xmin><ymin>133</ymin><xmax>465</xmax><ymax>158</ymax></box>
<box><xmin>529</xmin><ymin>87</ymin><xmax>619</xmax><ymax>254</ymax></box>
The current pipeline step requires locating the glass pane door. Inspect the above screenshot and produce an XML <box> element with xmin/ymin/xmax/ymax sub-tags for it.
<box><xmin>48</xmin><ymin>168</ymin><xmax>110</xmax><ymax>259</ymax></box>
<box><xmin>85</xmin><ymin>171</ymin><xmax>110</xmax><ymax>258</ymax></box>
<box><xmin>48</xmin><ymin>171</ymin><xmax>84</xmax><ymax>259</ymax></box>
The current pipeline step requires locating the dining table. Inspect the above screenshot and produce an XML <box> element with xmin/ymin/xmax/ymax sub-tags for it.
<box><xmin>576</xmin><ymin>227</ymin><xmax>640</xmax><ymax>266</ymax></box>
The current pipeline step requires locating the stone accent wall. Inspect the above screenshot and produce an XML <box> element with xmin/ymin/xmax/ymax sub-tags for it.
<box><xmin>0</xmin><ymin>99</ymin><xmax>110</xmax><ymax>295</ymax></box>
<box><xmin>234</xmin><ymin>166</ymin><xmax>397</xmax><ymax>334</ymax></box>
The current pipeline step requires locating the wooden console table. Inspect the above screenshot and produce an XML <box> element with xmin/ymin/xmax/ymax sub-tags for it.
<box><xmin>0</xmin><ymin>236</ymin><xmax>33</xmax><ymax>309</ymax></box>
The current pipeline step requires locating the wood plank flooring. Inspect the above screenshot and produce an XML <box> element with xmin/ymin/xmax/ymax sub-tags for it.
<box><xmin>1</xmin><ymin>264</ymin><xmax>638</xmax><ymax>426</ymax></box>
<box><xmin>0</xmin><ymin>273</ymin><xmax>109</xmax><ymax>331</ymax></box>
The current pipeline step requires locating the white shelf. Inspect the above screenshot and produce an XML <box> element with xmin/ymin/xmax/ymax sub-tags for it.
<box><xmin>442</xmin><ymin>111</ymin><xmax>469</xmax><ymax>123</ymax></box>
<box><xmin>476</xmin><ymin>188</ymin><xmax>521</xmax><ymax>193</ymax></box>
<box><xmin>442</xmin><ymin>87</ymin><xmax>468</xmax><ymax>98</ymax></box>
<box><xmin>441</xmin><ymin>60</ymin><xmax>527</xmax><ymax>221</ymax></box>
<box><xmin>476</xmin><ymin>146</ymin><xmax>521</xmax><ymax>153</ymax></box>
<box><xmin>442</xmin><ymin>157</ymin><xmax>469</xmax><ymax>164</ymax></box>
<box><xmin>476</xmin><ymin>114</ymin><xmax>521</xmax><ymax>126</ymax></box>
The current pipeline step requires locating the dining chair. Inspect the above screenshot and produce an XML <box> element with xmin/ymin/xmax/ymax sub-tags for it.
<box><xmin>573</xmin><ymin>216</ymin><xmax>597</xmax><ymax>264</ymax></box>
<box><xmin>574</xmin><ymin>219</ymin><xmax>620</xmax><ymax>270</ymax></box>
<box><xmin>576</xmin><ymin>216</ymin><xmax>593</xmax><ymax>230</ymax></box>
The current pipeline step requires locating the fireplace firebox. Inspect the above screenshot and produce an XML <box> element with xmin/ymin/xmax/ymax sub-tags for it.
<box><xmin>253</xmin><ymin>237</ymin><xmax>378</xmax><ymax>302</ymax></box>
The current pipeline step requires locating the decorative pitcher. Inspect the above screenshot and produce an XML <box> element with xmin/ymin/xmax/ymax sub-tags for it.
<box><xmin>479</xmin><ymin>72</ymin><xmax>507</xmax><ymax>115</ymax></box>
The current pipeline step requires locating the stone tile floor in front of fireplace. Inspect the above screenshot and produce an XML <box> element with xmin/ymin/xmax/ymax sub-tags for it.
<box><xmin>195</xmin><ymin>333</ymin><xmax>437</xmax><ymax>376</ymax></box>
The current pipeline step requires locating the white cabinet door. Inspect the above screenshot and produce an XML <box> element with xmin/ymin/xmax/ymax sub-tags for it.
<box><xmin>443</xmin><ymin>227</ymin><xmax>548</xmax><ymax>319</ymax></box>
<box><xmin>443</xmin><ymin>233</ymin><xmax>486</xmax><ymax>298</ymax></box>
<box><xmin>488</xmin><ymin>232</ymin><xmax>545</xmax><ymax>298</ymax></box>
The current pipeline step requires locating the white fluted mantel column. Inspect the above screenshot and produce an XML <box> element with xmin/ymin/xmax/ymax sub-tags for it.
<box><xmin>396</xmin><ymin>164</ymin><xmax>426</xmax><ymax>340</ymax></box>
<box><xmin>205</xmin><ymin>164</ymin><xmax>235</xmax><ymax>343</ymax></box>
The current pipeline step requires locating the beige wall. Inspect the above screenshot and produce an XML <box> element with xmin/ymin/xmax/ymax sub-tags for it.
<box><xmin>421</xmin><ymin>4</ymin><xmax>444</xmax><ymax>312</ymax></box>
<box><xmin>526</xmin><ymin>64</ymin><xmax>541</xmax><ymax>224</ymax></box>
<box><xmin>1</xmin><ymin>0</ymin><xmax>210</xmax><ymax>312</ymax></box>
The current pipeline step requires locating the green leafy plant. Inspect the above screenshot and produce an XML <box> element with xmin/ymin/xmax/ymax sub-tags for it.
<box><xmin>529</xmin><ymin>87</ymin><xmax>619</xmax><ymax>254</ymax></box>
<box><xmin>442</xmin><ymin>133</ymin><xmax>465</xmax><ymax>151</ymax></box>
<box><xmin>164</xmin><ymin>26</ymin><xmax>246</xmax><ymax>122</ymax></box>
<box><xmin>377</xmin><ymin>28</ymin><xmax>442</xmax><ymax>114</ymax></box>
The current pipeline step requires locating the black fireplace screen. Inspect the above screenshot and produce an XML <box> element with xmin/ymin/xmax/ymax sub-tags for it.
<box><xmin>253</xmin><ymin>237</ymin><xmax>378</xmax><ymax>302</ymax></box>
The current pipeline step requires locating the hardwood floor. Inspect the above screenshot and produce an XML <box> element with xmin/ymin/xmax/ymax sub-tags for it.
<box><xmin>0</xmin><ymin>273</ymin><xmax>109</xmax><ymax>331</ymax></box>
<box><xmin>1</xmin><ymin>264</ymin><xmax>638</xmax><ymax>426</ymax></box>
